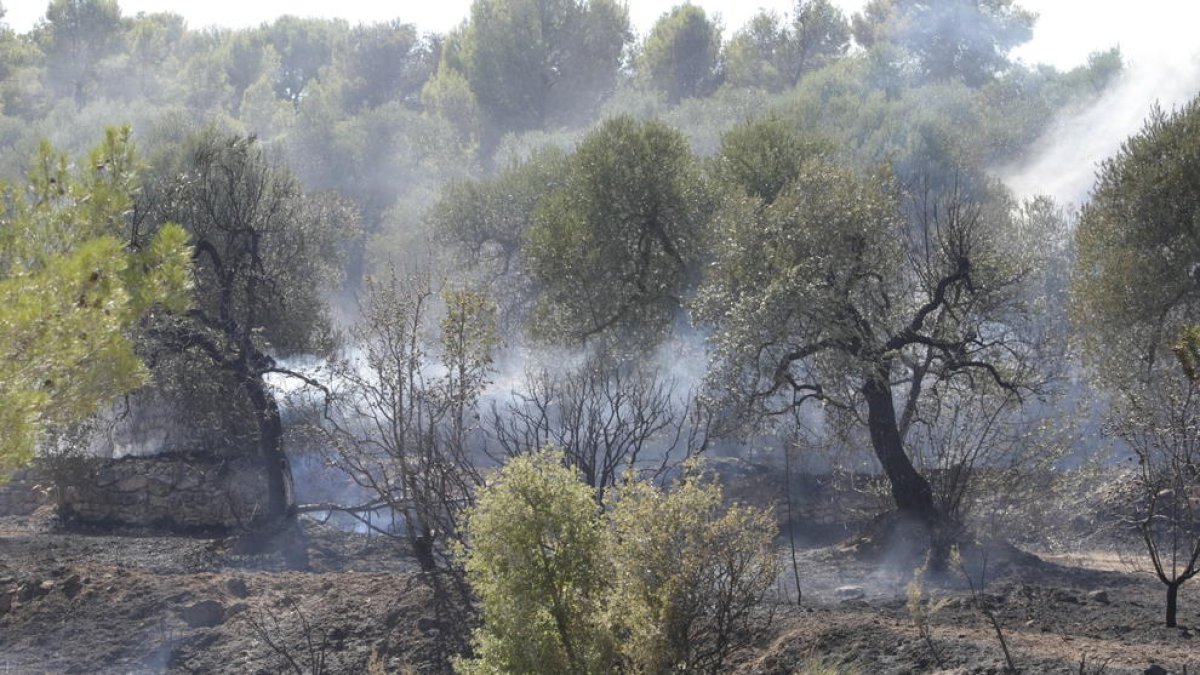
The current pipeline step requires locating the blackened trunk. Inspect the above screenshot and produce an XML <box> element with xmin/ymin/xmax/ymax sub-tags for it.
<box><xmin>243</xmin><ymin>375</ymin><xmax>293</xmax><ymax>524</ymax></box>
<box><xmin>1166</xmin><ymin>582</ymin><xmax>1180</xmax><ymax>628</ymax></box>
<box><xmin>862</xmin><ymin>370</ymin><xmax>937</xmax><ymax>521</ymax></box>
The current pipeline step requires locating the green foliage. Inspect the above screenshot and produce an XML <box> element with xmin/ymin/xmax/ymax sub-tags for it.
<box><xmin>525</xmin><ymin>116</ymin><xmax>708</xmax><ymax>347</ymax></box>
<box><xmin>455</xmin><ymin>450</ymin><xmax>615</xmax><ymax>675</ymax></box>
<box><xmin>1073</xmin><ymin>97</ymin><xmax>1200</xmax><ymax>385</ymax></box>
<box><xmin>713</xmin><ymin>116</ymin><xmax>833</xmax><ymax>204</ymax></box>
<box><xmin>851</xmin><ymin>0</ymin><xmax>1035</xmax><ymax>86</ymax></box>
<box><xmin>456</xmin><ymin>451</ymin><xmax>779</xmax><ymax>675</ymax></box>
<box><xmin>37</xmin><ymin>0</ymin><xmax>124</xmax><ymax>106</ymax></box>
<box><xmin>639</xmin><ymin>4</ymin><xmax>723</xmax><ymax>104</ymax></box>
<box><xmin>334</xmin><ymin>20</ymin><xmax>432</xmax><ymax>111</ymax></box>
<box><xmin>608</xmin><ymin>466</ymin><xmax>779</xmax><ymax>673</ymax></box>
<box><xmin>725</xmin><ymin>1</ymin><xmax>850</xmax><ymax>92</ymax></box>
<box><xmin>0</xmin><ymin>128</ymin><xmax>191</xmax><ymax>475</ymax></box>
<box><xmin>444</xmin><ymin>0</ymin><xmax>631</xmax><ymax>149</ymax></box>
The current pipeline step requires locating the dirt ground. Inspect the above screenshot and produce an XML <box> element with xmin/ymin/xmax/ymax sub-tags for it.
<box><xmin>0</xmin><ymin>509</ymin><xmax>472</xmax><ymax>674</ymax></box>
<box><xmin>1</xmin><ymin>509</ymin><xmax>1197</xmax><ymax>674</ymax></box>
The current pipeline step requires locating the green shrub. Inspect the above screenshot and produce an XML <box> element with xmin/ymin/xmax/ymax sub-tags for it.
<box><xmin>455</xmin><ymin>451</ymin><xmax>779</xmax><ymax>674</ymax></box>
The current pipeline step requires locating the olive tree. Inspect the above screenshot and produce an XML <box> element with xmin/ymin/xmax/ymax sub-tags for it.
<box><xmin>525</xmin><ymin>115</ymin><xmax>710</xmax><ymax>349</ymax></box>
<box><xmin>696</xmin><ymin>121</ymin><xmax>1050</xmax><ymax>523</ymax></box>
<box><xmin>136</xmin><ymin>130</ymin><xmax>357</xmax><ymax>524</ymax></box>
<box><xmin>1073</xmin><ymin>96</ymin><xmax>1200</xmax><ymax>628</ymax></box>
<box><xmin>1073</xmin><ymin>99</ymin><xmax>1200</xmax><ymax>387</ymax></box>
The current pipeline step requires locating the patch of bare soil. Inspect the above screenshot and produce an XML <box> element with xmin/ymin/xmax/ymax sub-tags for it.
<box><xmin>738</xmin><ymin>542</ymin><xmax>1200</xmax><ymax>675</ymax></box>
<box><xmin>0</xmin><ymin>510</ymin><xmax>471</xmax><ymax>674</ymax></box>
<box><xmin>4</xmin><ymin>507</ymin><xmax>1199</xmax><ymax>674</ymax></box>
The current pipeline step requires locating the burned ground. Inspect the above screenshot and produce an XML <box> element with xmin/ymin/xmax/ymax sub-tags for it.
<box><xmin>1</xmin><ymin>504</ymin><xmax>1197</xmax><ymax>674</ymax></box>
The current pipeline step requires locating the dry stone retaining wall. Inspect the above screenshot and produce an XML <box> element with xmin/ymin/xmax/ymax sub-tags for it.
<box><xmin>58</xmin><ymin>452</ymin><xmax>274</xmax><ymax>532</ymax></box>
<box><xmin>0</xmin><ymin>469</ymin><xmax>49</xmax><ymax>516</ymax></box>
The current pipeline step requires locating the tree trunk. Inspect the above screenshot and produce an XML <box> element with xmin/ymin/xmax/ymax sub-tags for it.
<box><xmin>862</xmin><ymin>369</ymin><xmax>937</xmax><ymax>520</ymax></box>
<box><xmin>243</xmin><ymin>375</ymin><xmax>293</xmax><ymax>524</ymax></box>
<box><xmin>1166</xmin><ymin>581</ymin><xmax>1180</xmax><ymax>628</ymax></box>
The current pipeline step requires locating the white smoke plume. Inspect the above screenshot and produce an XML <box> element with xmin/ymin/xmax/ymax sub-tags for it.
<box><xmin>1000</xmin><ymin>0</ymin><xmax>1200</xmax><ymax>205</ymax></box>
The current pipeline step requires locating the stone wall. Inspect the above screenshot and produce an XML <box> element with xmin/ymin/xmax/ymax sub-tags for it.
<box><xmin>57</xmin><ymin>452</ymin><xmax>275</xmax><ymax>533</ymax></box>
<box><xmin>0</xmin><ymin>469</ymin><xmax>49</xmax><ymax>516</ymax></box>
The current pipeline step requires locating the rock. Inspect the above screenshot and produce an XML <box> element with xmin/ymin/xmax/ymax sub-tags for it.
<box><xmin>835</xmin><ymin>585</ymin><xmax>866</xmax><ymax>601</ymax></box>
<box><xmin>224</xmin><ymin>577</ymin><xmax>249</xmax><ymax>598</ymax></box>
<box><xmin>178</xmin><ymin>600</ymin><xmax>226</xmax><ymax>628</ymax></box>
<box><xmin>1144</xmin><ymin>666</ymin><xmax>1168</xmax><ymax>675</ymax></box>
<box><xmin>17</xmin><ymin>580</ymin><xmax>49</xmax><ymax>602</ymax></box>
<box><xmin>61</xmin><ymin>575</ymin><xmax>83</xmax><ymax>600</ymax></box>
<box><xmin>114</xmin><ymin>474</ymin><xmax>150</xmax><ymax>492</ymax></box>
<box><xmin>1087</xmin><ymin>589</ymin><xmax>1110</xmax><ymax>604</ymax></box>
<box><xmin>1050</xmin><ymin>589</ymin><xmax>1079</xmax><ymax>604</ymax></box>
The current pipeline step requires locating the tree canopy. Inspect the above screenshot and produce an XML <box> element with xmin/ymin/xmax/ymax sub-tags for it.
<box><xmin>0</xmin><ymin>128</ymin><xmax>191</xmax><ymax>476</ymax></box>
<box><xmin>696</xmin><ymin>121</ymin><xmax>1049</xmax><ymax>518</ymax></box>
<box><xmin>525</xmin><ymin>116</ymin><xmax>709</xmax><ymax>348</ymax></box>
<box><xmin>1073</xmin><ymin>99</ymin><xmax>1200</xmax><ymax>386</ymax></box>
<box><xmin>639</xmin><ymin>4</ymin><xmax>724</xmax><ymax>104</ymax></box>
<box><xmin>852</xmin><ymin>0</ymin><xmax>1035</xmax><ymax>86</ymax></box>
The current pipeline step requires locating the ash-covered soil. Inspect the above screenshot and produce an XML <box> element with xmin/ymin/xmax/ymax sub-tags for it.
<box><xmin>737</xmin><ymin>543</ymin><xmax>1200</xmax><ymax>675</ymax></box>
<box><xmin>1</xmin><ymin>508</ymin><xmax>1198</xmax><ymax>674</ymax></box>
<box><xmin>0</xmin><ymin>510</ymin><xmax>472</xmax><ymax>674</ymax></box>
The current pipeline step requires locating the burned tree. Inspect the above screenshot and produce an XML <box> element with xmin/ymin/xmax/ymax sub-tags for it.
<box><xmin>490</xmin><ymin>357</ymin><xmax>708</xmax><ymax>502</ymax></box>
<box><xmin>1112</xmin><ymin>373</ymin><xmax>1200</xmax><ymax>628</ymax></box>
<box><xmin>697</xmin><ymin>128</ymin><xmax>1049</xmax><ymax>523</ymax></box>
<box><xmin>137</xmin><ymin>130</ymin><xmax>357</xmax><ymax>525</ymax></box>
<box><xmin>307</xmin><ymin>271</ymin><xmax>495</xmax><ymax>567</ymax></box>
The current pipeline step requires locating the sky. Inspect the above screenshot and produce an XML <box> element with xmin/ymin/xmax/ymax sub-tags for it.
<box><xmin>6</xmin><ymin>0</ymin><xmax>1199</xmax><ymax>204</ymax></box>
<box><xmin>6</xmin><ymin>0</ymin><xmax>1192</xmax><ymax>71</ymax></box>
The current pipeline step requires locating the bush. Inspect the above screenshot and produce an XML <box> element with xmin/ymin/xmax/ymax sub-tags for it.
<box><xmin>454</xmin><ymin>450</ymin><xmax>614</xmax><ymax>675</ymax></box>
<box><xmin>455</xmin><ymin>451</ymin><xmax>779</xmax><ymax>674</ymax></box>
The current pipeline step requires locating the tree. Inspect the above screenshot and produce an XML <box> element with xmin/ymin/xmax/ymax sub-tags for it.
<box><xmin>1073</xmin><ymin>98</ymin><xmax>1200</xmax><ymax>387</ymax></box>
<box><xmin>335</xmin><ymin>20</ymin><xmax>433</xmax><ymax>111</ymax></box>
<box><xmin>136</xmin><ymin>130</ymin><xmax>357</xmax><ymax>524</ymax></box>
<box><xmin>37</xmin><ymin>0</ymin><xmax>125</xmax><ymax>107</ymax></box>
<box><xmin>263</xmin><ymin>16</ymin><xmax>344</xmax><ymax>108</ymax></box>
<box><xmin>639</xmin><ymin>4</ymin><xmax>723</xmax><ymax>104</ymax></box>
<box><xmin>1072</xmin><ymin>96</ymin><xmax>1200</xmax><ymax>628</ymax></box>
<box><xmin>525</xmin><ymin>116</ymin><xmax>709</xmax><ymax>348</ymax></box>
<box><xmin>123</xmin><ymin>11</ymin><xmax>187</xmax><ymax>102</ymax></box>
<box><xmin>851</xmin><ymin>0</ymin><xmax>1035</xmax><ymax>86</ymax></box>
<box><xmin>1111</xmin><ymin>375</ymin><xmax>1200</xmax><ymax>628</ymax></box>
<box><xmin>725</xmin><ymin>1</ymin><xmax>850</xmax><ymax>91</ymax></box>
<box><xmin>489</xmin><ymin>356</ymin><xmax>706</xmax><ymax>502</ymax></box>
<box><xmin>435</xmin><ymin>0</ymin><xmax>631</xmax><ymax>153</ymax></box>
<box><xmin>455</xmin><ymin>449</ymin><xmax>615</xmax><ymax>675</ymax></box>
<box><xmin>431</xmin><ymin>146</ymin><xmax>570</xmax><ymax>330</ymax></box>
<box><xmin>696</xmin><ymin>122</ymin><xmax>1048</xmax><ymax>522</ymax></box>
<box><xmin>0</xmin><ymin>128</ymin><xmax>191</xmax><ymax>477</ymax></box>
<box><xmin>311</xmin><ymin>272</ymin><xmax>495</xmax><ymax>568</ymax></box>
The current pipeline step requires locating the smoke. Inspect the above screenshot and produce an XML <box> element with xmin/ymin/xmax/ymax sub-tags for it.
<box><xmin>1000</xmin><ymin>53</ymin><xmax>1200</xmax><ymax>206</ymax></box>
<box><xmin>1000</xmin><ymin>1</ymin><xmax>1200</xmax><ymax>206</ymax></box>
